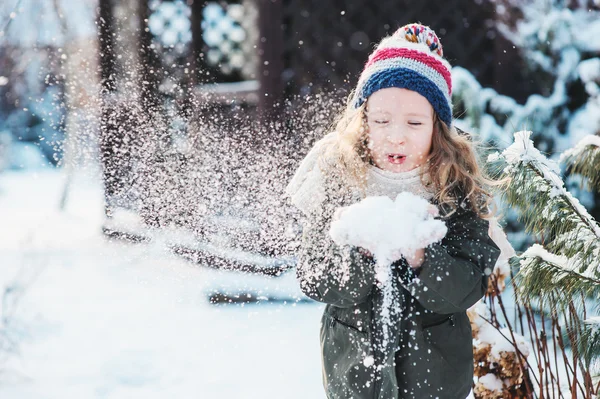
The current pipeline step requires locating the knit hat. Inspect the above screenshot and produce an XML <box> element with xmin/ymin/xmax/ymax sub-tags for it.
<box><xmin>353</xmin><ymin>23</ymin><xmax>453</xmax><ymax>126</ymax></box>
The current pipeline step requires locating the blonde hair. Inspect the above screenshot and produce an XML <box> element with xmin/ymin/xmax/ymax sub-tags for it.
<box><xmin>319</xmin><ymin>93</ymin><xmax>495</xmax><ymax>218</ymax></box>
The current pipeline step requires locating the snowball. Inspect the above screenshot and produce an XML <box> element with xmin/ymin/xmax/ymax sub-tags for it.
<box><xmin>329</xmin><ymin>192</ymin><xmax>447</xmax><ymax>267</ymax></box>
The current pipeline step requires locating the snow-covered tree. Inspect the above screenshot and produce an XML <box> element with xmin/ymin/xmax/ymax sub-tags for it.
<box><xmin>451</xmin><ymin>1</ymin><xmax>600</xmax><ymax>251</ymax></box>
<box><xmin>489</xmin><ymin>131</ymin><xmax>600</xmax><ymax>397</ymax></box>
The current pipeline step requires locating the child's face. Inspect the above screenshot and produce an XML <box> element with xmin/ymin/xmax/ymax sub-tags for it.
<box><xmin>365</xmin><ymin>88</ymin><xmax>434</xmax><ymax>173</ymax></box>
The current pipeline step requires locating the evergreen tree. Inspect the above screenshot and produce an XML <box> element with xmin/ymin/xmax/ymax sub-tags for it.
<box><xmin>490</xmin><ymin>131</ymin><xmax>600</xmax><ymax>396</ymax></box>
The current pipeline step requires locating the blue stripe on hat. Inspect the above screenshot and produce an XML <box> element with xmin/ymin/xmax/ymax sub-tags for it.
<box><xmin>355</xmin><ymin>69</ymin><xmax>452</xmax><ymax>126</ymax></box>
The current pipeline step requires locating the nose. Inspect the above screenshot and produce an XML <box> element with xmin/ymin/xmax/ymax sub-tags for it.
<box><xmin>386</xmin><ymin>129</ymin><xmax>407</xmax><ymax>145</ymax></box>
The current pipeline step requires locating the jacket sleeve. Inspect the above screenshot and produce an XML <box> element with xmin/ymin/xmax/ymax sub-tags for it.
<box><xmin>397</xmin><ymin>208</ymin><xmax>501</xmax><ymax>314</ymax></box>
<box><xmin>296</xmin><ymin>202</ymin><xmax>376</xmax><ymax>308</ymax></box>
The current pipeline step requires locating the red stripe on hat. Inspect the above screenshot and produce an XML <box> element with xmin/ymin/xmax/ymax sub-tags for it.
<box><xmin>366</xmin><ymin>48</ymin><xmax>452</xmax><ymax>94</ymax></box>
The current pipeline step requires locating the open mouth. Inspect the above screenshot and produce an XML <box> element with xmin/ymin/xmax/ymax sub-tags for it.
<box><xmin>387</xmin><ymin>154</ymin><xmax>406</xmax><ymax>164</ymax></box>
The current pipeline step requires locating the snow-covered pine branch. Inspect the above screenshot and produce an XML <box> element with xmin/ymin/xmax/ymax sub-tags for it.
<box><xmin>560</xmin><ymin>135</ymin><xmax>600</xmax><ymax>192</ymax></box>
<box><xmin>518</xmin><ymin>244</ymin><xmax>600</xmax><ymax>304</ymax></box>
<box><xmin>491</xmin><ymin>131</ymin><xmax>600</xmax><ymax>307</ymax></box>
<box><xmin>518</xmin><ymin>244</ymin><xmax>600</xmax><ymax>375</ymax></box>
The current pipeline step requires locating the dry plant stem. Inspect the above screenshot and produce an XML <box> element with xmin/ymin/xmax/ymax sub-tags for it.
<box><xmin>569</xmin><ymin>302</ymin><xmax>587</xmax><ymax>397</ymax></box>
<box><xmin>487</xmin><ymin>294</ymin><xmax>500</xmax><ymax>330</ymax></box>
<box><xmin>540</xmin><ymin>312</ymin><xmax>558</xmax><ymax>399</ymax></box>
<box><xmin>515</xmin><ymin>279</ymin><xmax>527</xmax><ymax>337</ymax></box>
<box><xmin>550</xmin><ymin>315</ymin><xmax>562</xmax><ymax>399</ymax></box>
<box><xmin>554</xmin><ymin>317</ymin><xmax>580</xmax><ymax>395</ymax></box>
<box><xmin>569</xmin><ymin>304</ymin><xmax>593</xmax><ymax>398</ymax></box>
<box><xmin>489</xmin><ymin>277</ymin><xmax>537</xmax><ymax>396</ymax></box>
<box><xmin>521</xmin><ymin>300</ymin><xmax>539</xmax><ymax>368</ymax></box>
<box><xmin>551</xmin><ymin>292</ymin><xmax>575</xmax><ymax>393</ymax></box>
<box><xmin>540</xmin><ymin>322</ymin><xmax>551</xmax><ymax>399</ymax></box>
<box><xmin>525</xmin><ymin>300</ymin><xmax>584</xmax><ymax>398</ymax></box>
<box><xmin>565</xmin><ymin>307</ymin><xmax>586</xmax><ymax>399</ymax></box>
<box><xmin>526</xmin><ymin>302</ymin><xmax>544</xmax><ymax>380</ymax></box>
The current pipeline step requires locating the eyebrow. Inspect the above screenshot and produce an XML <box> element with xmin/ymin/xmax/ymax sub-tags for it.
<box><xmin>365</xmin><ymin>110</ymin><xmax>390</xmax><ymax>115</ymax></box>
<box><xmin>405</xmin><ymin>112</ymin><xmax>432</xmax><ymax>118</ymax></box>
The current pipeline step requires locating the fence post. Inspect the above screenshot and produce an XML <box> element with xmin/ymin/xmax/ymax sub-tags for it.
<box><xmin>97</xmin><ymin>0</ymin><xmax>119</xmax><ymax>218</ymax></box>
<box><xmin>190</xmin><ymin>0</ymin><xmax>208</xmax><ymax>86</ymax></box>
<box><xmin>257</xmin><ymin>0</ymin><xmax>284</xmax><ymax>122</ymax></box>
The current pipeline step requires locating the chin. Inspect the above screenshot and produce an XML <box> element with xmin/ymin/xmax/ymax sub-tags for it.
<box><xmin>380</xmin><ymin>163</ymin><xmax>417</xmax><ymax>173</ymax></box>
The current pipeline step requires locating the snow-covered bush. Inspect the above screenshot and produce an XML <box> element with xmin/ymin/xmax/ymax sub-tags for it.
<box><xmin>452</xmin><ymin>2</ymin><xmax>600</xmax><ymax>251</ymax></box>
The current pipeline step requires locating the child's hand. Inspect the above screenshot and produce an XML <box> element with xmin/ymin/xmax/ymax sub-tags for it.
<box><xmin>333</xmin><ymin>206</ymin><xmax>348</xmax><ymax>222</ymax></box>
<box><xmin>358</xmin><ymin>247</ymin><xmax>372</xmax><ymax>258</ymax></box>
<box><xmin>427</xmin><ymin>204</ymin><xmax>439</xmax><ymax>217</ymax></box>
<box><xmin>405</xmin><ymin>248</ymin><xmax>425</xmax><ymax>269</ymax></box>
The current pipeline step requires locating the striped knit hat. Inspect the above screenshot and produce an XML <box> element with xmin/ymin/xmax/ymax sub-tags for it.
<box><xmin>353</xmin><ymin>23</ymin><xmax>453</xmax><ymax>126</ymax></box>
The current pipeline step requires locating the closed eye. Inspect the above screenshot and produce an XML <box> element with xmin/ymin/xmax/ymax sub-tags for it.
<box><xmin>408</xmin><ymin>122</ymin><xmax>423</xmax><ymax>126</ymax></box>
<box><xmin>374</xmin><ymin>120</ymin><xmax>389</xmax><ymax>125</ymax></box>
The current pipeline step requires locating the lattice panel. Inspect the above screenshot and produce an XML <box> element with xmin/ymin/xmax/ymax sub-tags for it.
<box><xmin>147</xmin><ymin>0</ymin><xmax>258</xmax><ymax>84</ymax></box>
<box><xmin>201</xmin><ymin>1</ymin><xmax>258</xmax><ymax>79</ymax></box>
<box><xmin>148</xmin><ymin>0</ymin><xmax>192</xmax><ymax>49</ymax></box>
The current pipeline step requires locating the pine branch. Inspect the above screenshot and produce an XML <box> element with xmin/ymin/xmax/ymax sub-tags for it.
<box><xmin>492</xmin><ymin>132</ymin><xmax>600</xmax><ymax>279</ymax></box>
<box><xmin>492</xmin><ymin>131</ymin><xmax>600</xmax><ymax>310</ymax></box>
<box><xmin>517</xmin><ymin>245</ymin><xmax>600</xmax><ymax>307</ymax></box>
<box><xmin>560</xmin><ymin>135</ymin><xmax>600</xmax><ymax>194</ymax></box>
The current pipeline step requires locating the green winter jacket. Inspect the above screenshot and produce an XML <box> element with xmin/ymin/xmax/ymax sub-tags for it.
<box><xmin>296</xmin><ymin>194</ymin><xmax>501</xmax><ymax>399</ymax></box>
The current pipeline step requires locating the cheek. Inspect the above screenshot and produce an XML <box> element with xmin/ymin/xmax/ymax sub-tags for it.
<box><xmin>416</xmin><ymin>131</ymin><xmax>434</xmax><ymax>152</ymax></box>
<box><xmin>367</xmin><ymin>130</ymin><xmax>385</xmax><ymax>150</ymax></box>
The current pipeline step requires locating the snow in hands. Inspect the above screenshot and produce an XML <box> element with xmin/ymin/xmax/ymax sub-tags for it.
<box><xmin>329</xmin><ymin>192</ymin><xmax>447</xmax><ymax>270</ymax></box>
<box><xmin>328</xmin><ymin>192</ymin><xmax>447</xmax><ymax>347</ymax></box>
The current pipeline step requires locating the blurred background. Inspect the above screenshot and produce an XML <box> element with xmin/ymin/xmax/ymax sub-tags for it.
<box><xmin>1</xmin><ymin>0</ymin><xmax>599</xmax><ymax>398</ymax></box>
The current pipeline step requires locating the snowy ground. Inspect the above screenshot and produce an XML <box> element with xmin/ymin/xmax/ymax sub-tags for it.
<box><xmin>0</xmin><ymin>169</ymin><xmax>326</xmax><ymax>398</ymax></box>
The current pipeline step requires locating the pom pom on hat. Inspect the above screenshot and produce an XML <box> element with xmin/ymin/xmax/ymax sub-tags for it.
<box><xmin>353</xmin><ymin>23</ymin><xmax>453</xmax><ymax>126</ymax></box>
<box><xmin>398</xmin><ymin>23</ymin><xmax>444</xmax><ymax>57</ymax></box>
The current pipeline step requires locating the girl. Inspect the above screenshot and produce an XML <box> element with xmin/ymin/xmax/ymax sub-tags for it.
<box><xmin>286</xmin><ymin>24</ymin><xmax>505</xmax><ymax>399</ymax></box>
